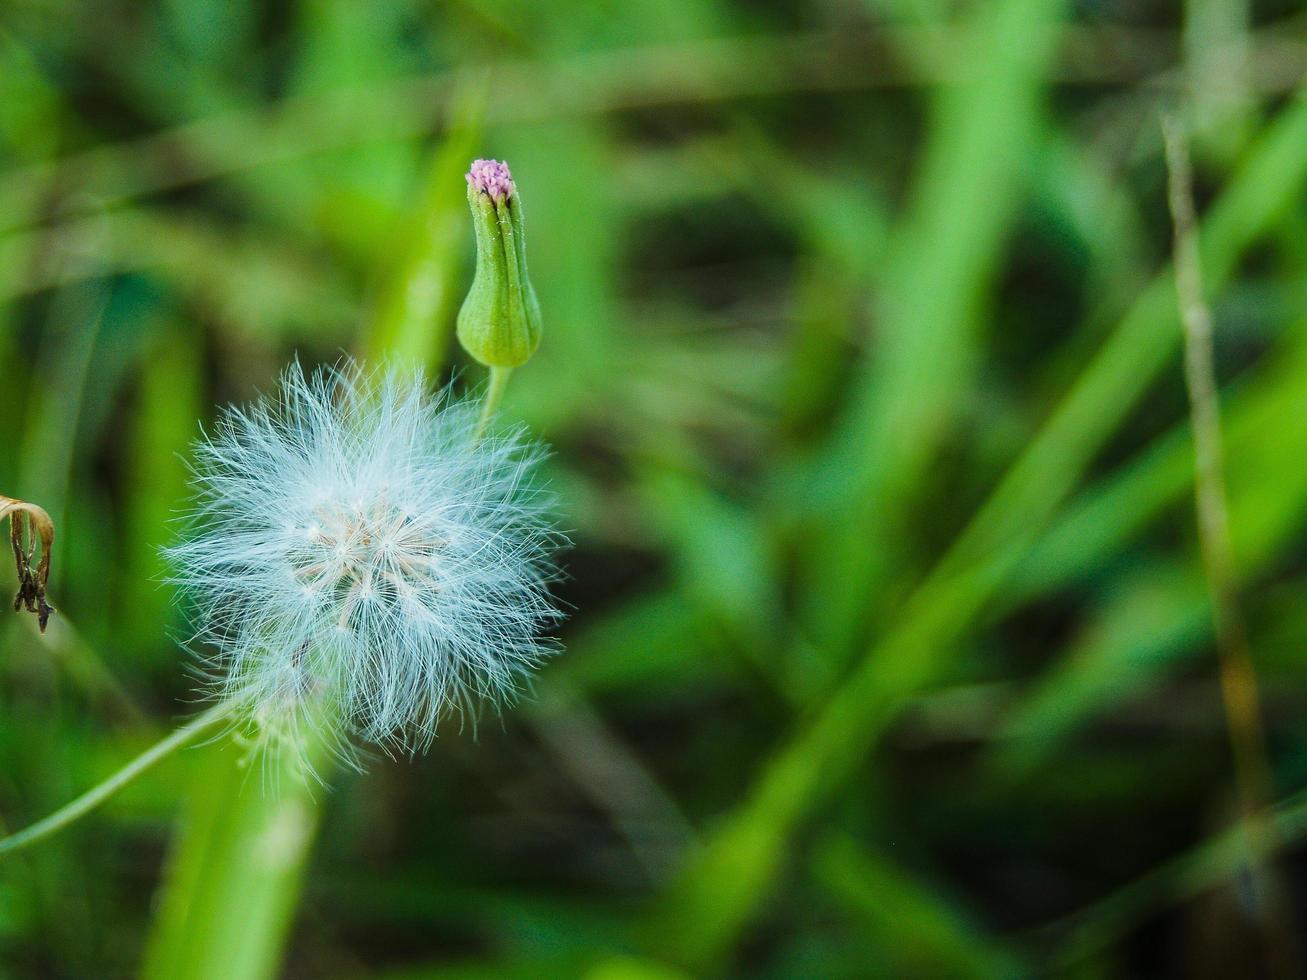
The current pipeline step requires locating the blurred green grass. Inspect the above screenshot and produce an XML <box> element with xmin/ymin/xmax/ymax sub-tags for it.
<box><xmin>3</xmin><ymin>1</ymin><xmax>1307</xmax><ymax>977</ymax></box>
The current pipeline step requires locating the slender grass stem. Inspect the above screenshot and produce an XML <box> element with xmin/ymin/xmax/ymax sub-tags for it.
<box><xmin>0</xmin><ymin>699</ymin><xmax>239</xmax><ymax>859</ymax></box>
<box><xmin>1162</xmin><ymin>114</ymin><xmax>1297</xmax><ymax>977</ymax></box>
<box><xmin>475</xmin><ymin>365</ymin><xmax>513</xmax><ymax>442</ymax></box>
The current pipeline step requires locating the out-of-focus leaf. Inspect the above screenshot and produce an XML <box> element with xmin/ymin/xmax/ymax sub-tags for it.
<box><xmin>800</xmin><ymin>0</ymin><xmax>1067</xmax><ymax>658</ymax></box>
<box><xmin>358</xmin><ymin>85</ymin><xmax>485</xmax><ymax>372</ymax></box>
<box><xmin>814</xmin><ymin>833</ymin><xmax>1026</xmax><ymax>979</ymax></box>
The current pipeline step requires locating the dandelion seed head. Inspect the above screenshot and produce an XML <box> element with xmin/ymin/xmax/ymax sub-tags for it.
<box><xmin>168</xmin><ymin>360</ymin><xmax>564</xmax><ymax>761</ymax></box>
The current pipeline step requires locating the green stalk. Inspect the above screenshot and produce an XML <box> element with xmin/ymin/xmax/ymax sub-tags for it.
<box><xmin>475</xmin><ymin>365</ymin><xmax>514</xmax><ymax>441</ymax></box>
<box><xmin>139</xmin><ymin>734</ymin><xmax>328</xmax><ymax>980</ymax></box>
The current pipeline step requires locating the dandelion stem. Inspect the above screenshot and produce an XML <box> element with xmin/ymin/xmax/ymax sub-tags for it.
<box><xmin>475</xmin><ymin>365</ymin><xmax>513</xmax><ymax>441</ymax></box>
<box><xmin>1162</xmin><ymin>114</ymin><xmax>1297</xmax><ymax>977</ymax></box>
<box><xmin>0</xmin><ymin>699</ymin><xmax>240</xmax><ymax>859</ymax></box>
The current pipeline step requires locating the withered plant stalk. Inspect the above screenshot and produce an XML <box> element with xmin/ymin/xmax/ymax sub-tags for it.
<box><xmin>0</xmin><ymin>493</ymin><xmax>55</xmax><ymax>632</ymax></box>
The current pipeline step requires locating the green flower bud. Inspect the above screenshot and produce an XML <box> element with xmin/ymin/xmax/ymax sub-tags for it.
<box><xmin>457</xmin><ymin>159</ymin><xmax>543</xmax><ymax>368</ymax></box>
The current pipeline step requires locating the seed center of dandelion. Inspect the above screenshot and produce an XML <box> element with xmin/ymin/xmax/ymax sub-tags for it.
<box><xmin>287</xmin><ymin>492</ymin><xmax>447</xmax><ymax>633</ymax></box>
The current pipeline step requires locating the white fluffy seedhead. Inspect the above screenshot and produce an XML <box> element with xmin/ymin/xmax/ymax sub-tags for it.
<box><xmin>168</xmin><ymin>360</ymin><xmax>563</xmax><ymax>766</ymax></box>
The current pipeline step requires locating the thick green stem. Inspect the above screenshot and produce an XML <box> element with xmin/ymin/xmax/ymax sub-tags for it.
<box><xmin>140</xmin><ymin>725</ymin><xmax>329</xmax><ymax>980</ymax></box>
<box><xmin>0</xmin><ymin>699</ymin><xmax>239</xmax><ymax>858</ymax></box>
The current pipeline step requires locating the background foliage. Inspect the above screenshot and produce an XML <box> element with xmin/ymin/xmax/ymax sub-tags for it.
<box><xmin>3</xmin><ymin>0</ymin><xmax>1307</xmax><ymax>977</ymax></box>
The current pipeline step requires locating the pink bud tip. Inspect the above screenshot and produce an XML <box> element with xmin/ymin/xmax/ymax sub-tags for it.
<box><xmin>466</xmin><ymin>159</ymin><xmax>515</xmax><ymax>201</ymax></box>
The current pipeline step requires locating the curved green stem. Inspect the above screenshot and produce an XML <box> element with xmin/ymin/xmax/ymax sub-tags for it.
<box><xmin>474</xmin><ymin>365</ymin><xmax>513</xmax><ymax>442</ymax></box>
<box><xmin>0</xmin><ymin>699</ymin><xmax>239</xmax><ymax>858</ymax></box>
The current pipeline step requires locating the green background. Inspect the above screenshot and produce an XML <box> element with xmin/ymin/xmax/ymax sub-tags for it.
<box><xmin>3</xmin><ymin>0</ymin><xmax>1307</xmax><ymax>977</ymax></box>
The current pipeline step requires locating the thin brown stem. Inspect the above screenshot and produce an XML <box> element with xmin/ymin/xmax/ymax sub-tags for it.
<box><xmin>0</xmin><ymin>699</ymin><xmax>239</xmax><ymax>858</ymax></box>
<box><xmin>1162</xmin><ymin>114</ymin><xmax>1299</xmax><ymax>979</ymax></box>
